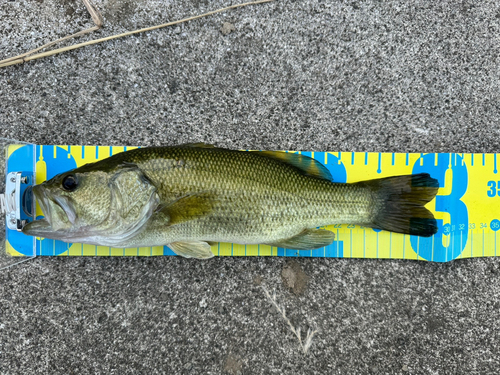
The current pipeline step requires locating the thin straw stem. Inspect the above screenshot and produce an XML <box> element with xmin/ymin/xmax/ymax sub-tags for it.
<box><xmin>0</xmin><ymin>0</ymin><xmax>274</xmax><ymax>69</ymax></box>
<box><xmin>83</xmin><ymin>0</ymin><xmax>104</xmax><ymax>27</ymax></box>
<box><xmin>1</xmin><ymin>0</ymin><xmax>104</xmax><ymax>66</ymax></box>
<box><xmin>0</xmin><ymin>27</ymin><xmax>100</xmax><ymax>65</ymax></box>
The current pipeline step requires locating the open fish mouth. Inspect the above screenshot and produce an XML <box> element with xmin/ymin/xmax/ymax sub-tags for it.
<box><xmin>22</xmin><ymin>217</ymin><xmax>52</xmax><ymax>236</ymax></box>
<box><xmin>32</xmin><ymin>185</ymin><xmax>51</xmax><ymax>221</ymax></box>
<box><xmin>22</xmin><ymin>186</ymin><xmax>73</xmax><ymax>238</ymax></box>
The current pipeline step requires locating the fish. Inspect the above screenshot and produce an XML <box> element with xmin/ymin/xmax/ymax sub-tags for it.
<box><xmin>22</xmin><ymin>144</ymin><xmax>439</xmax><ymax>259</ymax></box>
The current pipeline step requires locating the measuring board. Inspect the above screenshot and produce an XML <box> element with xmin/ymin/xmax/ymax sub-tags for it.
<box><xmin>3</xmin><ymin>143</ymin><xmax>500</xmax><ymax>263</ymax></box>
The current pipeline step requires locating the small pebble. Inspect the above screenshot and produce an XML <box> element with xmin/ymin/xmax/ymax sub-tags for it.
<box><xmin>220</xmin><ymin>22</ymin><xmax>235</xmax><ymax>35</ymax></box>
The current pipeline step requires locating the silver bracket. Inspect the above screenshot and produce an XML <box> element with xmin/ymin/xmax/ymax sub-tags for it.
<box><xmin>1</xmin><ymin>172</ymin><xmax>34</xmax><ymax>231</ymax></box>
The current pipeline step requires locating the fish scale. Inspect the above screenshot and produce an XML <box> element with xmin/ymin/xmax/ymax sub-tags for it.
<box><xmin>124</xmin><ymin>147</ymin><xmax>372</xmax><ymax>245</ymax></box>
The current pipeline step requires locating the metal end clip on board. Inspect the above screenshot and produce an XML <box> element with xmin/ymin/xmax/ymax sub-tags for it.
<box><xmin>1</xmin><ymin>172</ymin><xmax>35</xmax><ymax>231</ymax></box>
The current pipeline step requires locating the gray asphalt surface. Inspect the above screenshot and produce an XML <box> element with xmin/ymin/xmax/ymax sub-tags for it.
<box><xmin>1</xmin><ymin>0</ymin><xmax>500</xmax><ymax>374</ymax></box>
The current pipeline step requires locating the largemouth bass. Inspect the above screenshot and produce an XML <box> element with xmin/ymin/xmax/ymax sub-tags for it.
<box><xmin>22</xmin><ymin>144</ymin><xmax>439</xmax><ymax>259</ymax></box>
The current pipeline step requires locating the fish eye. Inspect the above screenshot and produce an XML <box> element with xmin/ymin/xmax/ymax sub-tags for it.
<box><xmin>62</xmin><ymin>174</ymin><xmax>79</xmax><ymax>191</ymax></box>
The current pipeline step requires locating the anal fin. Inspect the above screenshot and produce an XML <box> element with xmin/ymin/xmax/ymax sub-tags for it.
<box><xmin>266</xmin><ymin>228</ymin><xmax>335</xmax><ymax>250</ymax></box>
<box><xmin>169</xmin><ymin>241</ymin><xmax>215</xmax><ymax>259</ymax></box>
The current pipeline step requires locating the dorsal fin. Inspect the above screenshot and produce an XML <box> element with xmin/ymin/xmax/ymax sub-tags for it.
<box><xmin>180</xmin><ymin>143</ymin><xmax>215</xmax><ymax>148</ymax></box>
<box><xmin>254</xmin><ymin>151</ymin><xmax>333</xmax><ymax>181</ymax></box>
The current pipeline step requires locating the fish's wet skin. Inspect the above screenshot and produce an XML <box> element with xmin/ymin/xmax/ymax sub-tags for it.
<box><xmin>23</xmin><ymin>145</ymin><xmax>439</xmax><ymax>259</ymax></box>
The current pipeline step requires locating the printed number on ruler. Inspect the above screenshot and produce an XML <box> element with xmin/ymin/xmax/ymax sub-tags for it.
<box><xmin>487</xmin><ymin>181</ymin><xmax>500</xmax><ymax>197</ymax></box>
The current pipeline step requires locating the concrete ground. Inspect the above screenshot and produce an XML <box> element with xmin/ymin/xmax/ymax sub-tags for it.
<box><xmin>1</xmin><ymin>0</ymin><xmax>500</xmax><ymax>373</ymax></box>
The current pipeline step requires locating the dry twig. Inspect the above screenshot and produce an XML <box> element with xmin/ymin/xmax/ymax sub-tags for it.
<box><xmin>83</xmin><ymin>0</ymin><xmax>104</xmax><ymax>27</ymax></box>
<box><xmin>261</xmin><ymin>285</ymin><xmax>318</xmax><ymax>354</ymax></box>
<box><xmin>0</xmin><ymin>0</ymin><xmax>274</xmax><ymax>69</ymax></box>
<box><xmin>0</xmin><ymin>0</ymin><xmax>103</xmax><ymax>66</ymax></box>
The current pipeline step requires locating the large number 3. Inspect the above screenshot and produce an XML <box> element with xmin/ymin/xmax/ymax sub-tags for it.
<box><xmin>410</xmin><ymin>154</ymin><xmax>468</xmax><ymax>262</ymax></box>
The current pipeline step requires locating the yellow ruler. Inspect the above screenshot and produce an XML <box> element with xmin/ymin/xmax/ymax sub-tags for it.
<box><xmin>5</xmin><ymin>144</ymin><xmax>499</xmax><ymax>262</ymax></box>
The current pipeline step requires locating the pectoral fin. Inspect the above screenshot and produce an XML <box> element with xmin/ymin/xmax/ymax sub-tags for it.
<box><xmin>266</xmin><ymin>228</ymin><xmax>335</xmax><ymax>250</ymax></box>
<box><xmin>156</xmin><ymin>193</ymin><xmax>215</xmax><ymax>226</ymax></box>
<box><xmin>169</xmin><ymin>241</ymin><xmax>215</xmax><ymax>259</ymax></box>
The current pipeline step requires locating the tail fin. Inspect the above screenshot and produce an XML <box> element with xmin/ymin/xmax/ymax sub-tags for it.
<box><xmin>361</xmin><ymin>173</ymin><xmax>439</xmax><ymax>237</ymax></box>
